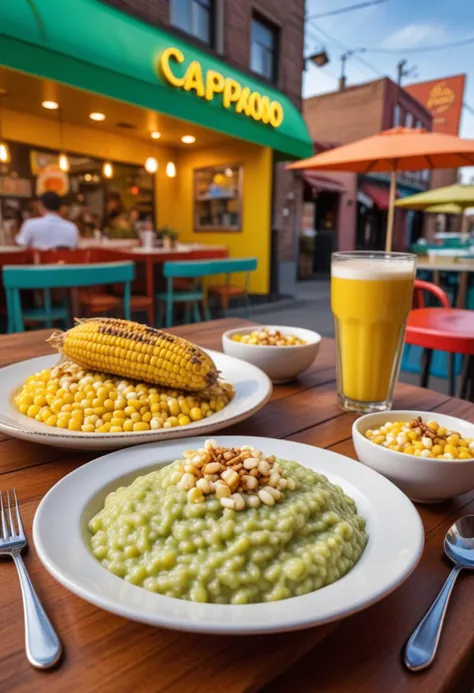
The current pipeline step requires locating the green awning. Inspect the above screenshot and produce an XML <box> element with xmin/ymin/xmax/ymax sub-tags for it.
<box><xmin>0</xmin><ymin>0</ymin><xmax>312</xmax><ymax>158</ymax></box>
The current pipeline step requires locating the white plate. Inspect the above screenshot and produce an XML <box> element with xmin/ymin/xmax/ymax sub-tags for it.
<box><xmin>0</xmin><ymin>352</ymin><xmax>272</xmax><ymax>450</ymax></box>
<box><xmin>33</xmin><ymin>436</ymin><xmax>424</xmax><ymax>634</ymax></box>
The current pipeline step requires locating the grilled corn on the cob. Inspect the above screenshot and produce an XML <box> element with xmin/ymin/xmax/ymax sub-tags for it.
<box><xmin>48</xmin><ymin>318</ymin><xmax>218</xmax><ymax>391</ymax></box>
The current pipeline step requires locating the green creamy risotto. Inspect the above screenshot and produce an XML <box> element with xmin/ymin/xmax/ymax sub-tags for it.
<box><xmin>88</xmin><ymin>456</ymin><xmax>368</xmax><ymax>604</ymax></box>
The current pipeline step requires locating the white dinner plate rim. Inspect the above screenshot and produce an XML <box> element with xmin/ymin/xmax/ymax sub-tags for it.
<box><xmin>33</xmin><ymin>436</ymin><xmax>424</xmax><ymax>634</ymax></box>
<box><xmin>0</xmin><ymin>351</ymin><xmax>272</xmax><ymax>448</ymax></box>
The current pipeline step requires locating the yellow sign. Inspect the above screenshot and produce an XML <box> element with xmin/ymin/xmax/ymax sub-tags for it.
<box><xmin>426</xmin><ymin>83</ymin><xmax>456</xmax><ymax>115</ymax></box>
<box><xmin>159</xmin><ymin>47</ymin><xmax>284</xmax><ymax>128</ymax></box>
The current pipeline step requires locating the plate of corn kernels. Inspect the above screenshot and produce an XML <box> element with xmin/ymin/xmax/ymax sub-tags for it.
<box><xmin>0</xmin><ymin>318</ymin><xmax>272</xmax><ymax>450</ymax></box>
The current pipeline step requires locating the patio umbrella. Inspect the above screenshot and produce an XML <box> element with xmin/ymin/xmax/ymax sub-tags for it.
<box><xmin>395</xmin><ymin>184</ymin><xmax>474</xmax><ymax>232</ymax></box>
<box><xmin>422</xmin><ymin>203</ymin><xmax>464</xmax><ymax>215</ymax></box>
<box><xmin>287</xmin><ymin>128</ymin><xmax>474</xmax><ymax>251</ymax></box>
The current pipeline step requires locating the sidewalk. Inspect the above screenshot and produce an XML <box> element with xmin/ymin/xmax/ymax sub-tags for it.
<box><xmin>229</xmin><ymin>279</ymin><xmax>454</xmax><ymax>397</ymax></box>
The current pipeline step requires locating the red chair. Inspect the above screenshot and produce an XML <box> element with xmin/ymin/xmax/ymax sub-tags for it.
<box><xmin>406</xmin><ymin>279</ymin><xmax>474</xmax><ymax>399</ymax></box>
<box><xmin>30</xmin><ymin>249</ymin><xmax>92</xmax><ymax>265</ymax></box>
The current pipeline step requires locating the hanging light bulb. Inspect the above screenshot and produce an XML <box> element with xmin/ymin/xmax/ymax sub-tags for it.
<box><xmin>0</xmin><ymin>142</ymin><xmax>10</xmax><ymax>164</ymax></box>
<box><xmin>102</xmin><ymin>161</ymin><xmax>113</xmax><ymax>179</ymax></box>
<box><xmin>58</xmin><ymin>152</ymin><xmax>70</xmax><ymax>172</ymax></box>
<box><xmin>144</xmin><ymin>156</ymin><xmax>158</xmax><ymax>174</ymax></box>
<box><xmin>166</xmin><ymin>161</ymin><xmax>176</xmax><ymax>178</ymax></box>
<box><xmin>0</xmin><ymin>93</ymin><xmax>10</xmax><ymax>165</ymax></box>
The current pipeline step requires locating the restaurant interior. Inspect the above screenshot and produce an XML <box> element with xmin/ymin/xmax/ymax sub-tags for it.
<box><xmin>0</xmin><ymin>67</ymin><xmax>273</xmax><ymax>293</ymax></box>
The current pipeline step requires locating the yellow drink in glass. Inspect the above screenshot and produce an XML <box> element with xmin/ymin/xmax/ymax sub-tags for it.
<box><xmin>331</xmin><ymin>252</ymin><xmax>416</xmax><ymax>412</ymax></box>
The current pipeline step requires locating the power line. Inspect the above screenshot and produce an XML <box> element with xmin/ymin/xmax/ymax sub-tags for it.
<box><xmin>306</xmin><ymin>0</ymin><xmax>389</xmax><ymax>20</ymax></box>
<box><xmin>365</xmin><ymin>36</ymin><xmax>474</xmax><ymax>54</ymax></box>
<box><xmin>308</xmin><ymin>22</ymin><xmax>384</xmax><ymax>78</ymax></box>
<box><xmin>464</xmin><ymin>102</ymin><xmax>474</xmax><ymax>118</ymax></box>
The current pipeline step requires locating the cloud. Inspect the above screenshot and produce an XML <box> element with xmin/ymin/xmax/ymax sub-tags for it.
<box><xmin>384</xmin><ymin>23</ymin><xmax>448</xmax><ymax>49</ymax></box>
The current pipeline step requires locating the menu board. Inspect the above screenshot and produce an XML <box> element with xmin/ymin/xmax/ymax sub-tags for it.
<box><xmin>194</xmin><ymin>165</ymin><xmax>242</xmax><ymax>232</ymax></box>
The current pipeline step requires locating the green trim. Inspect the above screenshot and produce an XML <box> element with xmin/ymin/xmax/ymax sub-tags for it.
<box><xmin>0</xmin><ymin>0</ymin><xmax>312</xmax><ymax>158</ymax></box>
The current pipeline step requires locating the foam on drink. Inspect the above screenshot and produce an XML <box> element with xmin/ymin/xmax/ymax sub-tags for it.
<box><xmin>331</xmin><ymin>258</ymin><xmax>415</xmax><ymax>281</ymax></box>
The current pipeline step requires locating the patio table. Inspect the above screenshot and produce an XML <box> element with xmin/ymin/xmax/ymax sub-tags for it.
<box><xmin>1</xmin><ymin>318</ymin><xmax>474</xmax><ymax>693</ymax></box>
<box><xmin>417</xmin><ymin>260</ymin><xmax>474</xmax><ymax>308</ymax></box>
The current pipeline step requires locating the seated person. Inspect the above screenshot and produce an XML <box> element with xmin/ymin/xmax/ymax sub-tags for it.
<box><xmin>16</xmin><ymin>192</ymin><xmax>79</xmax><ymax>250</ymax></box>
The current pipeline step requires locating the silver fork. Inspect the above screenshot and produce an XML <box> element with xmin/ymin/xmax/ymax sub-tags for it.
<box><xmin>0</xmin><ymin>490</ymin><xmax>62</xmax><ymax>668</ymax></box>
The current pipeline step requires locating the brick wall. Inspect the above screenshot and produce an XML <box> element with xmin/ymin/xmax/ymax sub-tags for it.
<box><xmin>224</xmin><ymin>0</ymin><xmax>305</xmax><ymax>108</ymax></box>
<box><xmin>303</xmin><ymin>79</ymin><xmax>386</xmax><ymax>145</ymax></box>
<box><xmin>101</xmin><ymin>0</ymin><xmax>169</xmax><ymax>27</ymax></box>
<box><xmin>101</xmin><ymin>0</ymin><xmax>305</xmax><ymax>107</ymax></box>
<box><xmin>381</xmin><ymin>80</ymin><xmax>432</xmax><ymax>130</ymax></box>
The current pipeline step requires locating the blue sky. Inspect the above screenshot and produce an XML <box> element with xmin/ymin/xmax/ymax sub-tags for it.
<box><xmin>303</xmin><ymin>0</ymin><xmax>474</xmax><ymax>148</ymax></box>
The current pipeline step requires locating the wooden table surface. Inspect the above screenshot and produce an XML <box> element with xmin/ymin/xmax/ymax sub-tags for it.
<box><xmin>1</xmin><ymin>318</ymin><xmax>474</xmax><ymax>693</ymax></box>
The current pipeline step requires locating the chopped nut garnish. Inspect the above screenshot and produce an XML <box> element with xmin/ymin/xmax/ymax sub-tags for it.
<box><xmin>175</xmin><ymin>440</ymin><xmax>298</xmax><ymax>510</ymax></box>
<box><xmin>409</xmin><ymin>416</ymin><xmax>437</xmax><ymax>439</ymax></box>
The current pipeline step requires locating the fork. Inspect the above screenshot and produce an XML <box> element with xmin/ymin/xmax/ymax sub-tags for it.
<box><xmin>0</xmin><ymin>490</ymin><xmax>62</xmax><ymax>669</ymax></box>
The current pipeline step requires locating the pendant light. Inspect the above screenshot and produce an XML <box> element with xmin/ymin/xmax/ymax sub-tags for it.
<box><xmin>0</xmin><ymin>93</ymin><xmax>11</xmax><ymax>164</ymax></box>
<box><xmin>166</xmin><ymin>161</ymin><xmax>176</xmax><ymax>178</ymax></box>
<box><xmin>102</xmin><ymin>128</ymin><xmax>114</xmax><ymax>179</ymax></box>
<box><xmin>144</xmin><ymin>156</ymin><xmax>158</xmax><ymax>174</ymax></box>
<box><xmin>58</xmin><ymin>153</ymin><xmax>70</xmax><ymax>172</ymax></box>
<box><xmin>102</xmin><ymin>161</ymin><xmax>114</xmax><ymax>179</ymax></box>
<box><xmin>57</xmin><ymin>108</ymin><xmax>70</xmax><ymax>172</ymax></box>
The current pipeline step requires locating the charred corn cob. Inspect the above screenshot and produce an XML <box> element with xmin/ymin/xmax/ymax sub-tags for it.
<box><xmin>48</xmin><ymin>318</ymin><xmax>218</xmax><ymax>391</ymax></box>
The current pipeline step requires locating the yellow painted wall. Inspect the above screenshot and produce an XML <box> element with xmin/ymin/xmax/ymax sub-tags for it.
<box><xmin>2</xmin><ymin>108</ymin><xmax>177</xmax><ymax>227</ymax></box>
<box><xmin>172</xmin><ymin>143</ymin><xmax>273</xmax><ymax>294</ymax></box>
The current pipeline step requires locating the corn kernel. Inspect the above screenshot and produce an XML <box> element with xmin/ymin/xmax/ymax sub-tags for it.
<box><xmin>68</xmin><ymin>418</ymin><xmax>81</xmax><ymax>431</ymax></box>
<box><xmin>133</xmin><ymin>421</ymin><xmax>150</xmax><ymax>432</ymax></box>
<box><xmin>444</xmin><ymin>444</ymin><xmax>459</xmax><ymax>458</ymax></box>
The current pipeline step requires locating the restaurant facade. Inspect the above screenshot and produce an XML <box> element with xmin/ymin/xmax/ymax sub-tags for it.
<box><xmin>0</xmin><ymin>0</ymin><xmax>311</xmax><ymax>295</ymax></box>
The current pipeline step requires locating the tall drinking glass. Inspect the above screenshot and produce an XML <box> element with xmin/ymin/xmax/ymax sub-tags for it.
<box><xmin>331</xmin><ymin>251</ymin><xmax>416</xmax><ymax>413</ymax></box>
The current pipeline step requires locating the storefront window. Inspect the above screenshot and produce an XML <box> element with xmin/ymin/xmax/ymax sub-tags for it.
<box><xmin>170</xmin><ymin>0</ymin><xmax>214</xmax><ymax>45</ymax></box>
<box><xmin>194</xmin><ymin>164</ymin><xmax>242</xmax><ymax>231</ymax></box>
<box><xmin>393</xmin><ymin>104</ymin><xmax>402</xmax><ymax>127</ymax></box>
<box><xmin>250</xmin><ymin>14</ymin><xmax>278</xmax><ymax>82</ymax></box>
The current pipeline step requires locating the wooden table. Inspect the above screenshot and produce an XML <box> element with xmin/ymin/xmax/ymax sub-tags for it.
<box><xmin>2</xmin><ymin>318</ymin><xmax>474</xmax><ymax>693</ymax></box>
<box><xmin>417</xmin><ymin>261</ymin><xmax>474</xmax><ymax>308</ymax></box>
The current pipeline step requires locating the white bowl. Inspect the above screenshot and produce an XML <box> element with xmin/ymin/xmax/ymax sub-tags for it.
<box><xmin>222</xmin><ymin>325</ymin><xmax>321</xmax><ymax>383</ymax></box>
<box><xmin>353</xmin><ymin>410</ymin><xmax>474</xmax><ymax>503</ymax></box>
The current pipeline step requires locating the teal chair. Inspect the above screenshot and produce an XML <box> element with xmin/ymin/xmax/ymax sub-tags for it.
<box><xmin>157</xmin><ymin>260</ymin><xmax>212</xmax><ymax>328</ymax></box>
<box><xmin>206</xmin><ymin>257</ymin><xmax>258</xmax><ymax>317</ymax></box>
<box><xmin>3</xmin><ymin>261</ymin><xmax>134</xmax><ymax>333</ymax></box>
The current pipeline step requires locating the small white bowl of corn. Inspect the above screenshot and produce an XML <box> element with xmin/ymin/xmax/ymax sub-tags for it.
<box><xmin>222</xmin><ymin>325</ymin><xmax>321</xmax><ymax>383</ymax></box>
<box><xmin>353</xmin><ymin>410</ymin><xmax>474</xmax><ymax>503</ymax></box>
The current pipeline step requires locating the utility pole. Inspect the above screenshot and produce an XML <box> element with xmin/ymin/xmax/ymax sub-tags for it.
<box><xmin>397</xmin><ymin>59</ymin><xmax>417</xmax><ymax>85</ymax></box>
<box><xmin>339</xmin><ymin>48</ymin><xmax>366</xmax><ymax>90</ymax></box>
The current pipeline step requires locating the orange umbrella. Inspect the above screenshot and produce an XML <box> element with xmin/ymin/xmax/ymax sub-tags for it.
<box><xmin>287</xmin><ymin>127</ymin><xmax>474</xmax><ymax>251</ymax></box>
